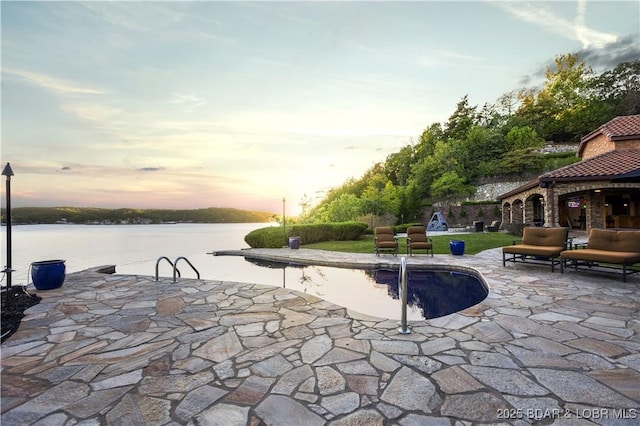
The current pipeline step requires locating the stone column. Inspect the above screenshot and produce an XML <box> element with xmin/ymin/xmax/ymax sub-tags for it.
<box><xmin>548</xmin><ymin>185</ymin><xmax>560</xmax><ymax>227</ymax></box>
<box><xmin>589</xmin><ymin>192</ymin><xmax>605</xmax><ymax>230</ymax></box>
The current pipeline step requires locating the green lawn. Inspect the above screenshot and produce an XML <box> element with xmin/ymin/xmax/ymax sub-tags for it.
<box><xmin>303</xmin><ymin>232</ymin><xmax>517</xmax><ymax>255</ymax></box>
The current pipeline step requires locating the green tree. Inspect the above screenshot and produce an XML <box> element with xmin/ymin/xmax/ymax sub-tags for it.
<box><xmin>516</xmin><ymin>53</ymin><xmax>600</xmax><ymax>141</ymax></box>
<box><xmin>381</xmin><ymin>181</ymin><xmax>400</xmax><ymax>218</ymax></box>
<box><xmin>504</xmin><ymin>126</ymin><xmax>544</xmax><ymax>151</ymax></box>
<box><xmin>361</xmin><ymin>182</ymin><xmax>389</xmax><ymax>217</ymax></box>
<box><xmin>297</xmin><ymin>193</ymin><xmax>314</xmax><ymax>223</ymax></box>
<box><xmin>430</xmin><ymin>171</ymin><xmax>474</xmax><ymax>200</ymax></box>
<box><xmin>396</xmin><ymin>182</ymin><xmax>423</xmax><ymax>223</ymax></box>
<box><xmin>324</xmin><ymin>193</ymin><xmax>362</xmax><ymax>222</ymax></box>
<box><xmin>409</xmin><ymin>156</ymin><xmax>438</xmax><ymax>199</ymax></box>
<box><xmin>459</xmin><ymin>126</ymin><xmax>506</xmax><ymax>178</ymax></box>
<box><xmin>414</xmin><ymin>123</ymin><xmax>444</xmax><ymax>161</ymax></box>
<box><xmin>589</xmin><ymin>60</ymin><xmax>640</xmax><ymax>116</ymax></box>
<box><xmin>443</xmin><ymin>95</ymin><xmax>477</xmax><ymax>141</ymax></box>
<box><xmin>384</xmin><ymin>145</ymin><xmax>415</xmax><ymax>186</ymax></box>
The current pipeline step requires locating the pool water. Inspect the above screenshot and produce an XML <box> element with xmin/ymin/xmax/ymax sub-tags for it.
<box><xmin>246</xmin><ymin>259</ymin><xmax>488</xmax><ymax>321</ymax></box>
<box><xmin>369</xmin><ymin>269</ymin><xmax>489</xmax><ymax>320</ymax></box>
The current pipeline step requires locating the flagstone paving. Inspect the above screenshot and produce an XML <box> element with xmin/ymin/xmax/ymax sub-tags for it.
<box><xmin>2</xmin><ymin>247</ymin><xmax>639</xmax><ymax>425</ymax></box>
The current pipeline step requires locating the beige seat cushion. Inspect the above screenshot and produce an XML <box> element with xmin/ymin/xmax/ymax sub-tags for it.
<box><xmin>377</xmin><ymin>240</ymin><xmax>398</xmax><ymax>248</ymax></box>
<box><xmin>561</xmin><ymin>249</ymin><xmax>640</xmax><ymax>264</ymax></box>
<box><xmin>503</xmin><ymin>244</ymin><xmax>564</xmax><ymax>257</ymax></box>
<box><xmin>560</xmin><ymin>229</ymin><xmax>640</xmax><ymax>266</ymax></box>
<box><xmin>502</xmin><ymin>227</ymin><xmax>568</xmax><ymax>257</ymax></box>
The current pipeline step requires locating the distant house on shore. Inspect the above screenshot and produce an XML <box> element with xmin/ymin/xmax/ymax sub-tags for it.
<box><xmin>499</xmin><ymin>114</ymin><xmax>640</xmax><ymax>231</ymax></box>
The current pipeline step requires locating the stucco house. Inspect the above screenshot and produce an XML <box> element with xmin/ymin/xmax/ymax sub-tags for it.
<box><xmin>499</xmin><ymin>114</ymin><xmax>640</xmax><ymax>231</ymax></box>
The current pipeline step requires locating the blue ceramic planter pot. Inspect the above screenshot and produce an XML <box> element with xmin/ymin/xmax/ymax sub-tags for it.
<box><xmin>288</xmin><ymin>237</ymin><xmax>300</xmax><ymax>249</ymax></box>
<box><xmin>449</xmin><ymin>240</ymin><xmax>465</xmax><ymax>256</ymax></box>
<box><xmin>31</xmin><ymin>260</ymin><xmax>66</xmax><ymax>290</ymax></box>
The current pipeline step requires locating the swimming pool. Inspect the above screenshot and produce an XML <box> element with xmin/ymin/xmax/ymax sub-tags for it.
<box><xmin>245</xmin><ymin>258</ymin><xmax>489</xmax><ymax>321</ymax></box>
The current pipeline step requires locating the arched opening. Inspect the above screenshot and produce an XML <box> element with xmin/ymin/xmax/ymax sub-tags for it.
<box><xmin>530</xmin><ymin>194</ymin><xmax>545</xmax><ymax>226</ymax></box>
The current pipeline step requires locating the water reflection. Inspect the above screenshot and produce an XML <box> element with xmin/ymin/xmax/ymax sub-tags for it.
<box><xmin>368</xmin><ymin>269</ymin><xmax>488</xmax><ymax>319</ymax></box>
<box><xmin>245</xmin><ymin>259</ymin><xmax>488</xmax><ymax>320</ymax></box>
<box><xmin>244</xmin><ymin>258</ymin><xmax>326</xmax><ymax>296</ymax></box>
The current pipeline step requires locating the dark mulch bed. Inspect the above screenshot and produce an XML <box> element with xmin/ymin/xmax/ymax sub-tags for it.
<box><xmin>1</xmin><ymin>286</ymin><xmax>41</xmax><ymax>343</ymax></box>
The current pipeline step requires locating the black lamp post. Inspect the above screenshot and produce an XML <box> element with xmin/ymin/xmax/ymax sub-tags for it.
<box><xmin>2</xmin><ymin>162</ymin><xmax>14</xmax><ymax>290</ymax></box>
<box><xmin>282</xmin><ymin>197</ymin><xmax>286</xmax><ymax>246</ymax></box>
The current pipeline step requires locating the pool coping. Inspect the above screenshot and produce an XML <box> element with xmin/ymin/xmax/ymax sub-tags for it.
<box><xmin>216</xmin><ymin>248</ymin><xmax>491</xmax><ymax>318</ymax></box>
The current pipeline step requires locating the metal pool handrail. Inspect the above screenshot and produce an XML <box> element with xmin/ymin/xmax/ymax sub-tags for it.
<box><xmin>155</xmin><ymin>256</ymin><xmax>201</xmax><ymax>282</ymax></box>
<box><xmin>155</xmin><ymin>256</ymin><xmax>180</xmax><ymax>282</ymax></box>
<box><xmin>398</xmin><ymin>257</ymin><xmax>411</xmax><ymax>334</ymax></box>
<box><xmin>173</xmin><ymin>256</ymin><xmax>200</xmax><ymax>282</ymax></box>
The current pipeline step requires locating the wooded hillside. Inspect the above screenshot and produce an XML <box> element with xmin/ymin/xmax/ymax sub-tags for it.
<box><xmin>301</xmin><ymin>55</ymin><xmax>639</xmax><ymax>225</ymax></box>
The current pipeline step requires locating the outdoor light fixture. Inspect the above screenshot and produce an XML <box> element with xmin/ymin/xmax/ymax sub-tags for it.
<box><xmin>2</xmin><ymin>162</ymin><xmax>15</xmax><ymax>290</ymax></box>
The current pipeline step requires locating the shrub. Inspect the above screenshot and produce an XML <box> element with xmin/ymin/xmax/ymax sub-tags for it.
<box><xmin>290</xmin><ymin>222</ymin><xmax>368</xmax><ymax>244</ymax></box>
<box><xmin>244</xmin><ymin>226</ymin><xmax>288</xmax><ymax>248</ymax></box>
<box><xmin>244</xmin><ymin>222</ymin><xmax>368</xmax><ymax>248</ymax></box>
<box><xmin>393</xmin><ymin>223</ymin><xmax>423</xmax><ymax>233</ymax></box>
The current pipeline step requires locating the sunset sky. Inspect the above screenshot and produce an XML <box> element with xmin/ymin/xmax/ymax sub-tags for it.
<box><xmin>2</xmin><ymin>1</ymin><xmax>638</xmax><ymax>215</ymax></box>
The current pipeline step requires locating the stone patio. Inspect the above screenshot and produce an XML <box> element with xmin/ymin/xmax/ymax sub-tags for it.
<box><xmin>1</xmin><ymin>247</ymin><xmax>639</xmax><ymax>425</ymax></box>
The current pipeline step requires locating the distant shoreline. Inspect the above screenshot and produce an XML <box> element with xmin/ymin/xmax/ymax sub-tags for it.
<box><xmin>3</xmin><ymin>221</ymin><xmax>275</xmax><ymax>226</ymax></box>
<box><xmin>1</xmin><ymin>206</ymin><xmax>276</xmax><ymax>225</ymax></box>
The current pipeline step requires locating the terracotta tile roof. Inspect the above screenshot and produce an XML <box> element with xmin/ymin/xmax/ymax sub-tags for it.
<box><xmin>499</xmin><ymin>149</ymin><xmax>640</xmax><ymax>199</ymax></box>
<box><xmin>578</xmin><ymin>114</ymin><xmax>640</xmax><ymax>156</ymax></box>
<box><xmin>540</xmin><ymin>148</ymin><xmax>640</xmax><ymax>182</ymax></box>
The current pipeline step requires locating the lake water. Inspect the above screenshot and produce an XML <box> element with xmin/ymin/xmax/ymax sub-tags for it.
<box><xmin>3</xmin><ymin>223</ymin><xmax>275</xmax><ymax>282</ymax></box>
<box><xmin>1</xmin><ymin>223</ymin><xmax>485</xmax><ymax>320</ymax></box>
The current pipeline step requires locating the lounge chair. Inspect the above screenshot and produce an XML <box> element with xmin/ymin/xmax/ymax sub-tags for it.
<box><xmin>502</xmin><ymin>227</ymin><xmax>571</xmax><ymax>272</ymax></box>
<box><xmin>560</xmin><ymin>229</ymin><xmax>640</xmax><ymax>282</ymax></box>
<box><xmin>374</xmin><ymin>227</ymin><xmax>398</xmax><ymax>256</ymax></box>
<box><xmin>485</xmin><ymin>220</ymin><xmax>500</xmax><ymax>232</ymax></box>
<box><xmin>406</xmin><ymin>225</ymin><xmax>433</xmax><ymax>257</ymax></box>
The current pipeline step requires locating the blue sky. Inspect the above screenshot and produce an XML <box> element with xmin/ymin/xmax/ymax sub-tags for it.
<box><xmin>2</xmin><ymin>1</ymin><xmax>639</xmax><ymax>215</ymax></box>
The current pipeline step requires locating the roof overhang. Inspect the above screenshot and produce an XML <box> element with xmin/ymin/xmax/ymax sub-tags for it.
<box><xmin>612</xmin><ymin>168</ymin><xmax>640</xmax><ymax>183</ymax></box>
<box><xmin>540</xmin><ymin>175</ymin><xmax>629</xmax><ymax>183</ymax></box>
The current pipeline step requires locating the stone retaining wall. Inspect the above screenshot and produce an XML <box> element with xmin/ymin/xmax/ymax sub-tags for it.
<box><xmin>424</xmin><ymin>204</ymin><xmax>502</xmax><ymax>228</ymax></box>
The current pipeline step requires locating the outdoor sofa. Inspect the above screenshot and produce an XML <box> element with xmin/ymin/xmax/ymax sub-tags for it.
<box><xmin>502</xmin><ymin>227</ymin><xmax>571</xmax><ymax>272</ymax></box>
<box><xmin>560</xmin><ymin>228</ymin><xmax>640</xmax><ymax>282</ymax></box>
